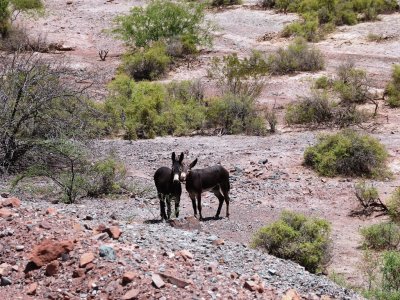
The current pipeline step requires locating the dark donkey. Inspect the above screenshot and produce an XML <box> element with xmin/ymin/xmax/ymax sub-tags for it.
<box><xmin>154</xmin><ymin>152</ymin><xmax>185</xmax><ymax>220</ymax></box>
<box><xmin>182</xmin><ymin>159</ymin><xmax>230</xmax><ymax>220</ymax></box>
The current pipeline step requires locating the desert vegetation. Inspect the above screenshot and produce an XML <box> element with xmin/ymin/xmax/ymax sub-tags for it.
<box><xmin>386</xmin><ymin>65</ymin><xmax>400</xmax><ymax>108</ymax></box>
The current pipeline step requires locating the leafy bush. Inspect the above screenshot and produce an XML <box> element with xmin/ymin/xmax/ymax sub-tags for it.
<box><xmin>304</xmin><ymin>130</ymin><xmax>388</xmax><ymax>177</ymax></box>
<box><xmin>386</xmin><ymin>65</ymin><xmax>400</xmax><ymax>108</ymax></box>
<box><xmin>252</xmin><ymin>210</ymin><xmax>332</xmax><ymax>273</ymax></box>
<box><xmin>382</xmin><ymin>251</ymin><xmax>400</xmax><ymax>293</ymax></box>
<box><xmin>210</xmin><ymin>0</ymin><xmax>241</xmax><ymax>6</ymax></box>
<box><xmin>334</xmin><ymin>62</ymin><xmax>371</xmax><ymax>105</ymax></box>
<box><xmin>314</xmin><ymin>76</ymin><xmax>331</xmax><ymax>89</ymax></box>
<box><xmin>387</xmin><ymin>188</ymin><xmax>400</xmax><ymax>223</ymax></box>
<box><xmin>123</xmin><ymin>42</ymin><xmax>171</xmax><ymax>81</ymax></box>
<box><xmin>267</xmin><ymin>38</ymin><xmax>324</xmax><ymax>75</ymax></box>
<box><xmin>113</xmin><ymin>0</ymin><xmax>211</xmax><ymax>50</ymax></box>
<box><xmin>167</xmin><ymin>80</ymin><xmax>205</xmax><ymax>103</ymax></box>
<box><xmin>285</xmin><ymin>91</ymin><xmax>334</xmax><ymax>125</ymax></box>
<box><xmin>208</xmin><ymin>51</ymin><xmax>268</xmax><ymax>98</ymax></box>
<box><xmin>207</xmin><ymin>94</ymin><xmax>266</xmax><ymax>135</ymax></box>
<box><xmin>361</xmin><ymin>222</ymin><xmax>400</xmax><ymax>250</ymax></box>
<box><xmin>259</xmin><ymin>0</ymin><xmax>275</xmax><ymax>8</ymax></box>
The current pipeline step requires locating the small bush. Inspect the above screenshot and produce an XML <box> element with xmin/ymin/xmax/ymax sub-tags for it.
<box><xmin>208</xmin><ymin>51</ymin><xmax>268</xmax><ymax>98</ymax></box>
<box><xmin>386</xmin><ymin>65</ymin><xmax>400</xmax><ymax>108</ymax></box>
<box><xmin>282</xmin><ymin>16</ymin><xmax>321</xmax><ymax>42</ymax></box>
<box><xmin>285</xmin><ymin>91</ymin><xmax>334</xmax><ymax>125</ymax></box>
<box><xmin>382</xmin><ymin>251</ymin><xmax>400</xmax><ymax>292</ymax></box>
<box><xmin>259</xmin><ymin>0</ymin><xmax>275</xmax><ymax>8</ymax></box>
<box><xmin>210</xmin><ymin>0</ymin><xmax>241</xmax><ymax>6</ymax></box>
<box><xmin>267</xmin><ymin>38</ymin><xmax>324</xmax><ymax>75</ymax></box>
<box><xmin>361</xmin><ymin>222</ymin><xmax>400</xmax><ymax>251</ymax></box>
<box><xmin>113</xmin><ymin>0</ymin><xmax>211</xmax><ymax>49</ymax></box>
<box><xmin>207</xmin><ymin>94</ymin><xmax>267</xmax><ymax>135</ymax></box>
<box><xmin>167</xmin><ymin>80</ymin><xmax>205</xmax><ymax>103</ymax></box>
<box><xmin>334</xmin><ymin>62</ymin><xmax>371</xmax><ymax>105</ymax></box>
<box><xmin>314</xmin><ymin>76</ymin><xmax>331</xmax><ymax>89</ymax></box>
<box><xmin>387</xmin><ymin>188</ymin><xmax>400</xmax><ymax>223</ymax></box>
<box><xmin>123</xmin><ymin>43</ymin><xmax>171</xmax><ymax>81</ymax></box>
<box><xmin>304</xmin><ymin>130</ymin><xmax>388</xmax><ymax>177</ymax></box>
<box><xmin>252</xmin><ymin>210</ymin><xmax>332</xmax><ymax>273</ymax></box>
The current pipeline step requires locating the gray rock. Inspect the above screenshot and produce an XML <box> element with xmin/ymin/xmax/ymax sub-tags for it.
<box><xmin>99</xmin><ymin>245</ymin><xmax>116</xmax><ymax>261</ymax></box>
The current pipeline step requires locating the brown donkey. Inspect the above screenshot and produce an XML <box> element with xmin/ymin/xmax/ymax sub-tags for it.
<box><xmin>182</xmin><ymin>159</ymin><xmax>230</xmax><ymax>220</ymax></box>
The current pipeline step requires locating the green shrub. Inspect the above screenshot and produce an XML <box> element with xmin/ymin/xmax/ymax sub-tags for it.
<box><xmin>334</xmin><ymin>62</ymin><xmax>371</xmax><ymax>105</ymax></box>
<box><xmin>113</xmin><ymin>0</ymin><xmax>211</xmax><ymax>49</ymax></box>
<box><xmin>123</xmin><ymin>42</ymin><xmax>171</xmax><ymax>81</ymax></box>
<box><xmin>267</xmin><ymin>38</ymin><xmax>324</xmax><ymax>75</ymax></box>
<box><xmin>361</xmin><ymin>222</ymin><xmax>400</xmax><ymax>251</ymax></box>
<box><xmin>207</xmin><ymin>94</ymin><xmax>266</xmax><ymax>135</ymax></box>
<box><xmin>259</xmin><ymin>0</ymin><xmax>275</xmax><ymax>8</ymax></box>
<box><xmin>386</xmin><ymin>65</ymin><xmax>400</xmax><ymax>108</ymax></box>
<box><xmin>210</xmin><ymin>0</ymin><xmax>241</xmax><ymax>6</ymax></box>
<box><xmin>252</xmin><ymin>210</ymin><xmax>332</xmax><ymax>273</ymax></box>
<box><xmin>387</xmin><ymin>188</ymin><xmax>400</xmax><ymax>223</ymax></box>
<box><xmin>382</xmin><ymin>251</ymin><xmax>400</xmax><ymax>293</ymax></box>
<box><xmin>282</xmin><ymin>16</ymin><xmax>321</xmax><ymax>42</ymax></box>
<box><xmin>0</xmin><ymin>0</ymin><xmax>10</xmax><ymax>38</ymax></box>
<box><xmin>167</xmin><ymin>80</ymin><xmax>205</xmax><ymax>103</ymax></box>
<box><xmin>208</xmin><ymin>51</ymin><xmax>268</xmax><ymax>98</ymax></box>
<box><xmin>314</xmin><ymin>76</ymin><xmax>331</xmax><ymax>89</ymax></box>
<box><xmin>285</xmin><ymin>91</ymin><xmax>334</xmax><ymax>125</ymax></box>
<box><xmin>304</xmin><ymin>130</ymin><xmax>388</xmax><ymax>177</ymax></box>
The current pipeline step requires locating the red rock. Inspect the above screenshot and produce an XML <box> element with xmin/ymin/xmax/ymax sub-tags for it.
<box><xmin>159</xmin><ymin>273</ymin><xmax>191</xmax><ymax>288</ymax></box>
<box><xmin>169</xmin><ymin>216</ymin><xmax>201</xmax><ymax>231</ymax></box>
<box><xmin>243</xmin><ymin>280</ymin><xmax>258</xmax><ymax>292</ymax></box>
<box><xmin>282</xmin><ymin>289</ymin><xmax>301</xmax><ymax>300</ymax></box>
<box><xmin>96</xmin><ymin>224</ymin><xmax>107</xmax><ymax>233</ymax></box>
<box><xmin>107</xmin><ymin>226</ymin><xmax>122</xmax><ymax>239</ymax></box>
<box><xmin>39</xmin><ymin>221</ymin><xmax>52</xmax><ymax>230</ymax></box>
<box><xmin>122</xmin><ymin>288</ymin><xmax>139</xmax><ymax>300</ymax></box>
<box><xmin>45</xmin><ymin>261</ymin><xmax>59</xmax><ymax>276</ymax></box>
<box><xmin>30</xmin><ymin>240</ymin><xmax>74</xmax><ymax>267</ymax></box>
<box><xmin>152</xmin><ymin>274</ymin><xmax>165</xmax><ymax>289</ymax></box>
<box><xmin>178</xmin><ymin>249</ymin><xmax>193</xmax><ymax>260</ymax></box>
<box><xmin>27</xmin><ymin>282</ymin><xmax>38</xmax><ymax>295</ymax></box>
<box><xmin>80</xmin><ymin>252</ymin><xmax>95</xmax><ymax>268</ymax></box>
<box><xmin>0</xmin><ymin>197</ymin><xmax>21</xmax><ymax>208</ymax></box>
<box><xmin>122</xmin><ymin>271</ymin><xmax>136</xmax><ymax>285</ymax></box>
<box><xmin>0</xmin><ymin>208</ymin><xmax>12</xmax><ymax>218</ymax></box>
<box><xmin>72</xmin><ymin>269</ymin><xmax>85</xmax><ymax>278</ymax></box>
<box><xmin>46</xmin><ymin>207</ymin><xmax>57</xmax><ymax>215</ymax></box>
<box><xmin>212</xmin><ymin>239</ymin><xmax>225</xmax><ymax>246</ymax></box>
<box><xmin>85</xmin><ymin>262</ymin><xmax>95</xmax><ymax>272</ymax></box>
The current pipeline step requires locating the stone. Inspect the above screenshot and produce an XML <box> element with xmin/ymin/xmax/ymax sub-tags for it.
<box><xmin>122</xmin><ymin>271</ymin><xmax>136</xmax><ymax>285</ymax></box>
<box><xmin>0</xmin><ymin>277</ymin><xmax>12</xmax><ymax>286</ymax></box>
<box><xmin>27</xmin><ymin>282</ymin><xmax>38</xmax><ymax>295</ymax></box>
<box><xmin>169</xmin><ymin>216</ymin><xmax>201</xmax><ymax>231</ymax></box>
<box><xmin>72</xmin><ymin>269</ymin><xmax>85</xmax><ymax>278</ymax></box>
<box><xmin>80</xmin><ymin>252</ymin><xmax>95</xmax><ymax>268</ymax></box>
<box><xmin>0</xmin><ymin>263</ymin><xmax>11</xmax><ymax>276</ymax></box>
<box><xmin>30</xmin><ymin>240</ymin><xmax>74</xmax><ymax>267</ymax></box>
<box><xmin>45</xmin><ymin>261</ymin><xmax>59</xmax><ymax>276</ymax></box>
<box><xmin>15</xmin><ymin>245</ymin><xmax>24</xmax><ymax>251</ymax></box>
<box><xmin>46</xmin><ymin>207</ymin><xmax>57</xmax><ymax>215</ymax></box>
<box><xmin>243</xmin><ymin>280</ymin><xmax>258</xmax><ymax>292</ymax></box>
<box><xmin>107</xmin><ymin>226</ymin><xmax>122</xmax><ymax>239</ymax></box>
<box><xmin>178</xmin><ymin>249</ymin><xmax>193</xmax><ymax>260</ymax></box>
<box><xmin>0</xmin><ymin>197</ymin><xmax>21</xmax><ymax>208</ymax></box>
<box><xmin>99</xmin><ymin>245</ymin><xmax>116</xmax><ymax>261</ymax></box>
<box><xmin>212</xmin><ymin>239</ymin><xmax>225</xmax><ymax>246</ymax></box>
<box><xmin>39</xmin><ymin>221</ymin><xmax>52</xmax><ymax>229</ymax></box>
<box><xmin>0</xmin><ymin>208</ymin><xmax>12</xmax><ymax>218</ymax></box>
<box><xmin>122</xmin><ymin>288</ymin><xmax>139</xmax><ymax>300</ymax></box>
<box><xmin>159</xmin><ymin>273</ymin><xmax>191</xmax><ymax>288</ymax></box>
<box><xmin>152</xmin><ymin>274</ymin><xmax>165</xmax><ymax>289</ymax></box>
<box><xmin>282</xmin><ymin>289</ymin><xmax>301</xmax><ymax>300</ymax></box>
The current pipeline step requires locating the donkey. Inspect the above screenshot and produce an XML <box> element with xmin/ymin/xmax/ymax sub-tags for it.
<box><xmin>154</xmin><ymin>152</ymin><xmax>185</xmax><ymax>220</ymax></box>
<box><xmin>182</xmin><ymin>159</ymin><xmax>230</xmax><ymax>220</ymax></box>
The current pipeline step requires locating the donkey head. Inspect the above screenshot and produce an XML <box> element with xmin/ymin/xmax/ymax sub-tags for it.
<box><xmin>179</xmin><ymin>158</ymin><xmax>197</xmax><ymax>182</ymax></box>
<box><xmin>171</xmin><ymin>152</ymin><xmax>184</xmax><ymax>183</ymax></box>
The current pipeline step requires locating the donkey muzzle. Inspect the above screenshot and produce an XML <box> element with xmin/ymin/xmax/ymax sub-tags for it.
<box><xmin>173</xmin><ymin>174</ymin><xmax>180</xmax><ymax>182</ymax></box>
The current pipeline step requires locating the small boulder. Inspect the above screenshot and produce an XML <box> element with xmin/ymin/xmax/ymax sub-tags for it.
<box><xmin>0</xmin><ymin>208</ymin><xmax>12</xmax><ymax>218</ymax></box>
<box><xmin>27</xmin><ymin>282</ymin><xmax>38</xmax><ymax>295</ymax></box>
<box><xmin>152</xmin><ymin>274</ymin><xmax>165</xmax><ymax>289</ymax></box>
<box><xmin>99</xmin><ymin>245</ymin><xmax>116</xmax><ymax>261</ymax></box>
<box><xmin>159</xmin><ymin>273</ymin><xmax>191</xmax><ymax>288</ymax></box>
<box><xmin>212</xmin><ymin>239</ymin><xmax>224</xmax><ymax>246</ymax></box>
<box><xmin>169</xmin><ymin>216</ymin><xmax>201</xmax><ymax>231</ymax></box>
<box><xmin>107</xmin><ymin>225</ymin><xmax>122</xmax><ymax>239</ymax></box>
<box><xmin>0</xmin><ymin>197</ymin><xmax>21</xmax><ymax>208</ymax></box>
<box><xmin>243</xmin><ymin>280</ymin><xmax>258</xmax><ymax>292</ymax></box>
<box><xmin>46</xmin><ymin>207</ymin><xmax>57</xmax><ymax>215</ymax></box>
<box><xmin>122</xmin><ymin>271</ymin><xmax>136</xmax><ymax>285</ymax></box>
<box><xmin>282</xmin><ymin>289</ymin><xmax>301</xmax><ymax>300</ymax></box>
<box><xmin>178</xmin><ymin>249</ymin><xmax>193</xmax><ymax>260</ymax></box>
<box><xmin>79</xmin><ymin>252</ymin><xmax>95</xmax><ymax>268</ymax></box>
<box><xmin>30</xmin><ymin>240</ymin><xmax>74</xmax><ymax>267</ymax></box>
<box><xmin>45</xmin><ymin>261</ymin><xmax>59</xmax><ymax>276</ymax></box>
<box><xmin>0</xmin><ymin>277</ymin><xmax>12</xmax><ymax>286</ymax></box>
<box><xmin>72</xmin><ymin>268</ymin><xmax>85</xmax><ymax>278</ymax></box>
<box><xmin>122</xmin><ymin>288</ymin><xmax>139</xmax><ymax>300</ymax></box>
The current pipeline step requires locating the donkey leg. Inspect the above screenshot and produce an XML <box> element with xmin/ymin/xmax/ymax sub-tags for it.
<box><xmin>174</xmin><ymin>196</ymin><xmax>180</xmax><ymax>218</ymax></box>
<box><xmin>190</xmin><ymin>194</ymin><xmax>198</xmax><ymax>218</ymax></box>
<box><xmin>222</xmin><ymin>190</ymin><xmax>230</xmax><ymax>218</ymax></box>
<box><xmin>166</xmin><ymin>195</ymin><xmax>172</xmax><ymax>220</ymax></box>
<box><xmin>213</xmin><ymin>188</ymin><xmax>225</xmax><ymax>219</ymax></box>
<box><xmin>159</xmin><ymin>193</ymin><xmax>167</xmax><ymax>220</ymax></box>
<box><xmin>197</xmin><ymin>193</ymin><xmax>203</xmax><ymax>221</ymax></box>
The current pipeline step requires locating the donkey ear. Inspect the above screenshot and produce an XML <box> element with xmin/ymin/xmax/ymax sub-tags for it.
<box><xmin>179</xmin><ymin>152</ymin><xmax>184</xmax><ymax>163</ymax></box>
<box><xmin>189</xmin><ymin>158</ymin><xmax>198</xmax><ymax>169</ymax></box>
<box><xmin>171</xmin><ymin>152</ymin><xmax>176</xmax><ymax>162</ymax></box>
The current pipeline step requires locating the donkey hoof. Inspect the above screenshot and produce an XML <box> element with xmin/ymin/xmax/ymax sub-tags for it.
<box><xmin>214</xmin><ymin>215</ymin><xmax>221</xmax><ymax>220</ymax></box>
